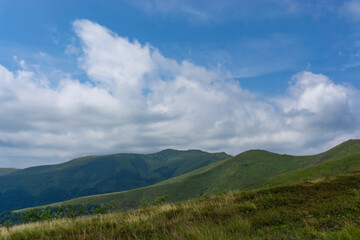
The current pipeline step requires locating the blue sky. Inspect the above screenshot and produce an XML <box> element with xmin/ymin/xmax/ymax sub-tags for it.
<box><xmin>1</xmin><ymin>0</ymin><xmax>360</xmax><ymax>167</ymax></box>
<box><xmin>2</xmin><ymin>0</ymin><xmax>360</xmax><ymax>92</ymax></box>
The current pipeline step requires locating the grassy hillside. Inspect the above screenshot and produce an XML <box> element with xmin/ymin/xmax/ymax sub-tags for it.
<box><xmin>3</xmin><ymin>172</ymin><xmax>360</xmax><ymax>239</ymax></box>
<box><xmin>313</xmin><ymin>139</ymin><xmax>360</xmax><ymax>162</ymax></box>
<box><xmin>42</xmin><ymin>139</ymin><xmax>360</xmax><ymax>210</ymax></box>
<box><xmin>249</xmin><ymin>151</ymin><xmax>360</xmax><ymax>189</ymax></box>
<box><xmin>0</xmin><ymin>150</ymin><xmax>230</xmax><ymax>212</ymax></box>
<box><xmin>0</xmin><ymin>169</ymin><xmax>18</xmax><ymax>177</ymax></box>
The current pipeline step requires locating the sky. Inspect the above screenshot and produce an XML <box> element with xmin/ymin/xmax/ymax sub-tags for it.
<box><xmin>1</xmin><ymin>0</ymin><xmax>360</xmax><ymax>168</ymax></box>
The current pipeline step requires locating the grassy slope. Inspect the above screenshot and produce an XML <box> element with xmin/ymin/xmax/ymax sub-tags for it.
<box><xmin>0</xmin><ymin>169</ymin><xmax>18</xmax><ymax>176</ymax></box>
<box><xmin>4</xmin><ymin>172</ymin><xmax>360</xmax><ymax>240</ymax></box>
<box><xmin>249</xmin><ymin>151</ymin><xmax>360</xmax><ymax>189</ymax></box>
<box><xmin>42</xmin><ymin>150</ymin><xmax>315</xmax><ymax>208</ymax></box>
<box><xmin>313</xmin><ymin>139</ymin><xmax>360</xmax><ymax>161</ymax></box>
<box><xmin>43</xmin><ymin>140</ymin><xmax>360</xmax><ymax>209</ymax></box>
<box><xmin>0</xmin><ymin>150</ymin><xmax>230</xmax><ymax>212</ymax></box>
<box><xmin>245</xmin><ymin>139</ymin><xmax>360</xmax><ymax>190</ymax></box>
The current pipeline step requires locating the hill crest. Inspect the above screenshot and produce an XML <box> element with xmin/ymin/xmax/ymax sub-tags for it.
<box><xmin>38</xmin><ymin>139</ymin><xmax>360</xmax><ymax>211</ymax></box>
<box><xmin>0</xmin><ymin>149</ymin><xmax>231</xmax><ymax>212</ymax></box>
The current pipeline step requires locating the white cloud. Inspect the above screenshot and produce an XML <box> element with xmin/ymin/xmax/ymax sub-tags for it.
<box><xmin>0</xmin><ymin>20</ymin><xmax>360</xmax><ymax>168</ymax></box>
<box><xmin>74</xmin><ymin>20</ymin><xmax>154</xmax><ymax>90</ymax></box>
<box><xmin>279</xmin><ymin>71</ymin><xmax>357</xmax><ymax>130</ymax></box>
<box><xmin>272</xmin><ymin>71</ymin><xmax>360</xmax><ymax>153</ymax></box>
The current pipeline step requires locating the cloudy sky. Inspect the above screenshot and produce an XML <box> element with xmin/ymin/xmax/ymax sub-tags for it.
<box><xmin>1</xmin><ymin>0</ymin><xmax>360</xmax><ymax>168</ymax></box>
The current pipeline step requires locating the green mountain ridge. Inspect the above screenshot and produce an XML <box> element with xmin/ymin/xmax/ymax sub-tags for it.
<box><xmin>249</xmin><ymin>151</ymin><xmax>360</xmax><ymax>189</ymax></box>
<box><xmin>0</xmin><ymin>149</ymin><xmax>231</xmax><ymax>212</ymax></box>
<box><xmin>39</xmin><ymin>139</ymin><xmax>360</xmax><ymax>211</ymax></box>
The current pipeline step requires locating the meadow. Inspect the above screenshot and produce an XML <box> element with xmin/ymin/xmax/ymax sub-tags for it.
<box><xmin>2</xmin><ymin>172</ymin><xmax>360</xmax><ymax>239</ymax></box>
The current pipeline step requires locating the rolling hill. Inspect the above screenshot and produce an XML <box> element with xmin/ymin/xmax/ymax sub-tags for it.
<box><xmin>4</xmin><ymin>172</ymin><xmax>360</xmax><ymax>239</ymax></box>
<box><xmin>42</xmin><ymin>139</ymin><xmax>360</xmax><ymax>210</ymax></box>
<box><xmin>0</xmin><ymin>168</ymin><xmax>18</xmax><ymax>176</ymax></box>
<box><xmin>249</xmin><ymin>151</ymin><xmax>360</xmax><ymax>190</ymax></box>
<box><xmin>0</xmin><ymin>149</ymin><xmax>231</xmax><ymax>212</ymax></box>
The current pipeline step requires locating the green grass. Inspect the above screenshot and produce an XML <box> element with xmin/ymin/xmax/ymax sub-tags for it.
<box><xmin>250</xmin><ymin>151</ymin><xmax>360</xmax><ymax>190</ymax></box>
<box><xmin>3</xmin><ymin>172</ymin><xmax>360</xmax><ymax>239</ymax></box>
<box><xmin>0</xmin><ymin>150</ymin><xmax>231</xmax><ymax>212</ymax></box>
<box><xmin>314</xmin><ymin>139</ymin><xmax>360</xmax><ymax>162</ymax></box>
<box><xmin>38</xmin><ymin>140</ymin><xmax>360</xmax><ymax>210</ymax></box>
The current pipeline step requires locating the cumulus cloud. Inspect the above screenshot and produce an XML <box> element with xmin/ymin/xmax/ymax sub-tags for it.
<box><xmin>274</xmin><ymin>72</ymin><xmax>360</xmax><ymax>152</ymax></box>
<box><xmin>0</xmin><ymin>19</ymin><xmax>359</xmax><ymax>167</ymax></box>
<box><xmin>279</xmin><ymin>72</ymin><xmax>357</xmax><ymax>130</ymax></box>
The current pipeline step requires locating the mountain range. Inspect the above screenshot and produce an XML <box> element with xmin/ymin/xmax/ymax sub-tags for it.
<box><xmin>41</xmin><ymin>139</ymin><xmax>360</xmax><ymax>210</ymax></box>
<box><xmin>2</xmin><ymin>139</ymin><xmax>360</xmax><ymax>214</ymax></box>
<box><xmin>0</xmin><ymin>150</ymin><xmax>230</xmax><ymax>212</ymax></box>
